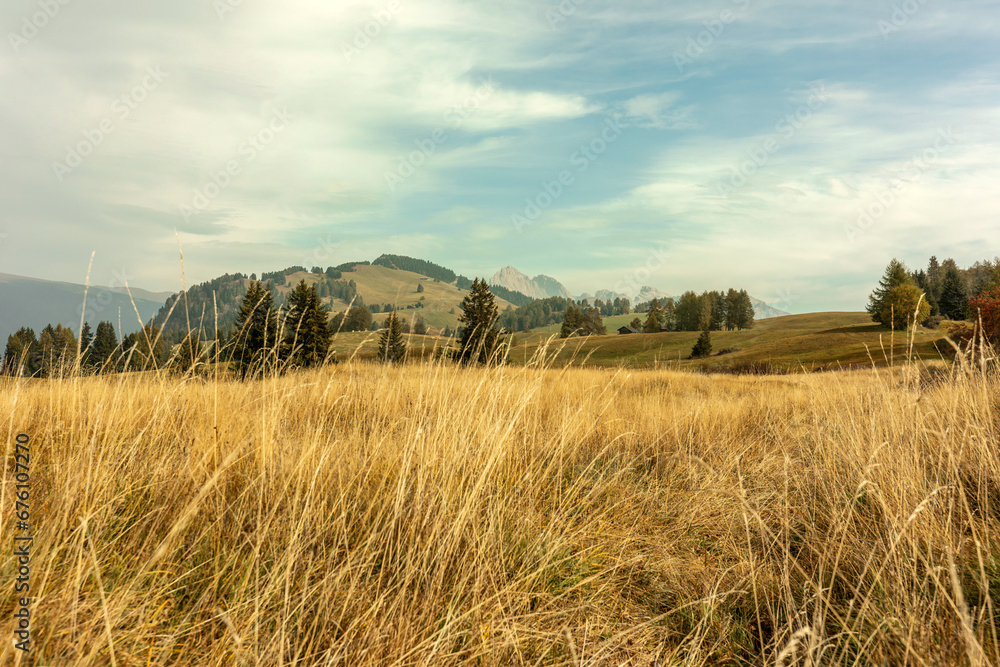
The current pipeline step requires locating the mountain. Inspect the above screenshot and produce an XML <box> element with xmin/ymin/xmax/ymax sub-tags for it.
<box><xmin>750</xmin><ymin>297</ymin><xmax>790</xmax><ymax>319</ymax></box>
<box><xmin>634</xmin><ymin>286</ymin><xmax>673</xmax><ymax>304</ymax></box>
<box><xmin>489</xmin><ymin>267</ymin><xmax>571</xmax><ymax>300</ymax></box>
<box><xmin>0</xmin><ymin>273</ymin><xmax>170</xmax><ymax>343</ymax></box>
<box><xmin>150</xmin><ymin>262</ymin><xmax>520</xmax><ymax>337</ymax></box>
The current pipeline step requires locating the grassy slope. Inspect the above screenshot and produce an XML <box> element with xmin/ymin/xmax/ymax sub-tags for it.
<box><xmin>510</xmin><ymin>312</ymin><xmax>952</xmax><ymax>370</ymax></box>
<box><xmin>280</xmin><ymin>265</ymin><xmax>512</xmax><ymax>333</ymax></box>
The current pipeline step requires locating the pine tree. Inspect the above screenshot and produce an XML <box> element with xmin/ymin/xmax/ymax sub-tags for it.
<box><xmin>629</xmin><ymin>317</ymin><xmax>642</xmax><ymax>329</ymax></box>
<box><xmin>724</xmin><ymin>289</ymin><xmax>740</xmax><ymax>330</ymax></box>
<box><xmin>736</xmin><ymin>290</ymin><xmax>755</xmax><ymax>330</ymax></box>
<box><xmin>3</xmin><ymin>328</ymin><xmax>39</xmax><ymax>377</ymax></box>
<box><xmin>560</xmin><ymin>305</ymin><xmax>585</xmax><ymax>337</ymax></box>
<box><xmin>458</xmin><ymin>278</ymin><xmax>505</xmax><ymax>365</ymax></box>
<box><xmin>927</xmin><ymin>255</ymin><xmax>943</xmax><ymax>302</ymax></box>
<box><xmin>643</xmin><ymin>299</ymin><xmax>662</xmax><ymax>333</ymax></box>
<box><xmin>913</xmin><ymin>270</ymin><xmax>939</xmax><ymax>315</ymax></box>
<box><xmin>939</xmin><ymin>264</ymin><xmax>969</xmax><ymax>320</ymax></box>
<box><xmin>230</xmin><ymin>281</ymin><xmax>279</xmax><ymax>379</ymax></box>
<box><xmin>413</xmin><ymin>318</ymin><xmax>427</xmax><ymax>335</ymax></box>
<box><xmin>283</xmin><ymin>280</ymin><xmax>332</xmax><ymax>368</ymax></box>
<box><xmin>91</xmin><ymin>321</ymin><xmax>118</xmax><ymax>371</ymax></box>
<box><xmin>674</xmin><ymin>291</ymin><xmax>702</xmax><ymax>331</ymax></box>
<box><xmin>80</xmin><ymin>322</ymin><xmax>93</xmax><ymax>360</ymax></box>
<box><xmin>708</xmin><ymin>291</ymin><xmax>726</xmax><ymax>331</ymax></box>
<box><xmin>867</xmin><ymin>259</ymin><xmax>913</xmax><ymax>325</ymax></box>
<box><xmin>691</xmin><ymin>330</ymin><xmax>713</xmax><ymax>358</ymax></box>
<box><xmin>378</xmin><ymin>311</ymin><xmax>407</xmax><ymax>363</ymax></box>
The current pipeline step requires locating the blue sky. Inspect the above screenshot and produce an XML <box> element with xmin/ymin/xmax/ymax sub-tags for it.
<box><xmin>1</xmin><ymin>0</ymin><xmax>998</xmax><ymax>311</ymax></box>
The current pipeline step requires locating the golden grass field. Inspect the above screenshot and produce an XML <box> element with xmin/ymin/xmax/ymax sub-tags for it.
<box><xmin>2</xmin><ymin>349</ymin><xmax>999</xmax><ymax>665</ymax></box>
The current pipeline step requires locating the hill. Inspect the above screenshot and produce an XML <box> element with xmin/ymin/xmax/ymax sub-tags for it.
<box><xmin>0</xmin><ymin>273</ymin><xmax>170</xmax><ymax>343</ymax></box>
<box><xmin>508</xmin><ymin>312</ymin><xmax>952</xmax><ymax>371</ymax></box>
<box><xmin>151</xmin><ymin>263</ymin><xmax>517</xmax><ymax>337</ymax></box>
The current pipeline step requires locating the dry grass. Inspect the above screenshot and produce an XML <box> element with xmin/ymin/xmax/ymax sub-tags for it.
<box><xmin>2</xmin><ymin>352</ymin><xmax>999</xmax><ymax>665</ymax></box>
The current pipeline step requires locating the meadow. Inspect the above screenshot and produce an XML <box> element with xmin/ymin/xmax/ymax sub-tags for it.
<box><xmin>1</xmin><ymin>345</ymin><xmax>998</xmax><ymax>665</ymax></box>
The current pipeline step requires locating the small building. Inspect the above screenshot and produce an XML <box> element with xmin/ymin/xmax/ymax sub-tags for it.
<box><xmin>618</xmin><ymin>326</ymin><xmax>638</xmax><ymax>335</ymax></box>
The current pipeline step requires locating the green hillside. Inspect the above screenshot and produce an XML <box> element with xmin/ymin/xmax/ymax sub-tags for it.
<box><xmin>508</xmin><ymin>312</ymin><xmax>954</xmax><ymax>371</ymax></box>
<box><xmin>152</xmin><ymin>263</ymin><xmax>514</xmax><ymax>337</ymax></box>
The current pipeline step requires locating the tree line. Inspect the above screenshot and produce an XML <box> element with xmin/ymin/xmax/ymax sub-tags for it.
<box><xmin>499</xmin><ymin>296</ymin><xmax>633</xmax><ymax>333</ymax></box>
<box><xmin>867</xmin><ymin>256</ymin><xmax>1000</xmax><ymax>331</ymax></box>
<box><xmin>629</xmin><ymin>290</ymin><xmax>756</xmax><ymax>333</ymax></box>
<box><xmin>3</xmin><ymin>277</ymin><xmax>511</xmax><ymax>378</ymax></box>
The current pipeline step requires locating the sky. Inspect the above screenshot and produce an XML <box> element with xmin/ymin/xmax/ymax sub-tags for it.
<box><xmin>1</xmin><ymin>0</ymin><xmax>998</xmax><ymax>312</ymax></box>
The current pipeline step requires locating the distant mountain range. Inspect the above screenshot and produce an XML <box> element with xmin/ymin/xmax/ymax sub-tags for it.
<box><xmin>0</xmin><ymin>273</ymin><xmax>170</xmax><ymax>344</ymax></box>
<box><xmin>489</xmin><ymin>266</ymin><xmax>789</xmax><ymax>320</ymax></box>
<box><xmin>0</xmin><ymin>256</ymin><xmax>791</xmax><ymax>344</ymax></box>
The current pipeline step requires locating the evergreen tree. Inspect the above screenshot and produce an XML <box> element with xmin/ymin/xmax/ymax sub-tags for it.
<box><xmin>708</xmin><ymin>291</ymin><xmax>726</xmax><ymax>331</ymax></box>
<box><xmin>560</xmin><ymin>305</ymin><xmax>585</xmax><ymax>337</ymax></box>
<box><xmin>230</xmin><ymin>280</ymin><xmax>279</xmax><ymax>379</ymax></box>
<box><xmin>91</xmin><ymin>321</ymin><xmax>118</xmax><ymax>371</ymax></box>
<box><xmin>674</xmin><ymin>291</ymin><xmax>702</xmax><ymax>331</ymax></box>
<box><xmin>413</xmin><ymin>318</ymin><xmax>427</xmax><ymax>335</ymax></box>
<box><xmin>927</xmin><ymin>255</ymin><xmax>943</xmax><ymax>301</ymax></box>
<box><xmin>867</xmin><ymin>259</ymin><xmax>913</xmax><ymax>325</ymax></box>
<box><xmin>691</xmin><ymin>330</ymin><xmax>713</xmax><ymax>358</ymax></box>
<box><xmin>378</xmin><ymin>311</ymin><xmax>407</xmax><ymax>363</ymax></box>
<box><xmin>457</xmin><ymin>278</ymin><xmax>505</xmax><ymax>365</ymax></box>
<box><xmin>724</xmin><ymin>289</ymin><xmax>740</xmax><ymax>330</ymax></box>
<box><xmin>416</xmin><ymin>283</ymin><xmax>424</xmax><ymax>293</ymax></box>
<box><xmin>735</xmin><ymin>290</ymin><xmax>755</xmax><ymax>330</ymax></box>
<box><xmin>643</xmin><ymin>299</ymin><xmax>662</xmax><ymax>333</ymax></box>
<box><xmin>629</xmin><ymin>317</ymin><xmax>642</xmax><ymax>329</ymax></box>
<box><xmin>332</xmin><ymin>305</ymin><xmax>373</xmax><ymax>333</ymax></box>
<box><xmin>939</xmin><ymin>264</ymin><xmax>969</xmax><ymax>320</ymax></box>
<box><xmin>80</xmin><ymin>322</ymin><xmax>93</xmax><ymax>358</ymax></box>
<box><xmin>660</xmin><ymin>298</ymin><xmax>676</xmax><ymax>331</ymax></box>
<box><xmin>283</xmin><ymin>280</ymin><xmax>332</xmax><ymax>368</ymax></box>
<box><xmin>3</xmin><ymin>328</ymin><xmax>39</xmax><ymax>377</ymax></box>
<box><xmin>913</xmin><ymin>270</ymin><xmax>939</xmax><ymax>315</ymax></box>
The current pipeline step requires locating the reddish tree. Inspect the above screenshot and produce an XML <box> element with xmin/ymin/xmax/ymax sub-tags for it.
<box><xmin>969</xmin><ymin>287</ymin><xmax>1000</xmax><ymax>347</ymax></box>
